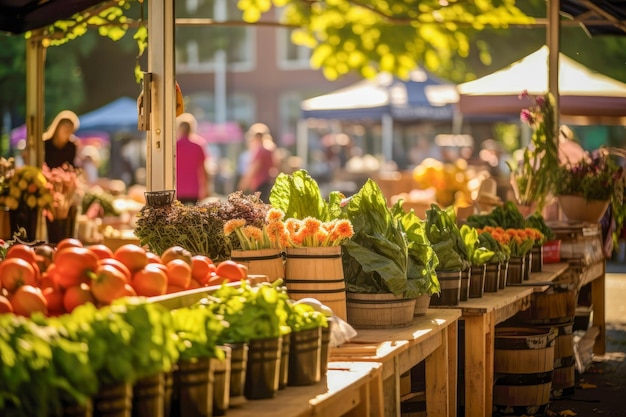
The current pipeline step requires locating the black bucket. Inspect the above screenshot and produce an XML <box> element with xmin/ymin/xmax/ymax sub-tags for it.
<box><xmin>469</xmin><ymin>264</ymin><xmax>485</xmax><ymax>298</ymax></box>
<box><xmin>484</xmin><ymin>262</ymin><xmax>500</xmax><ymax>293</ymax></box>
<box><xmin>175</xmin><ymin>357</ymin><xmax>214</xmax><ymax>417</ymax></box>
<box><xmin>93</xmin><ymin>383</ymin><xmax>133</xmax><ymax>417</ymax></box>
<box><xmin>430</xmin><ymin>270</ymin><xmax>461</xmax><ymax>306</ymax></box>
<box><xmin>244</xmin><ymin>337</ymin><xmax>282</xmax><ymax>399</ymax></box>
<box><xmin>132</xmin><ymin>373</ymin><xmax>164</xmax><ymax>417</ymax></box>
<box><xmin>288</xmin><ymin>327</ymin><xmax>322</xmax><ymax>386</ymax></box>
<box><xmin>320</xmin><ymin>319</ymin><xmax>333</xmax><ymax>376</ymax></box>
<box><xmin>279</xmin><ymin>333</ymin><xmax>290</xmax><ymax>389</ymax></box>
<box><xmin>225</xmin><ymin>342</ymin><xmax>248</xmax><ymax>407</ymax></box>
<box><xmin>212</xmin><ymin>346</ymin><xmax>231</xmax><ymax>416</ymax></box>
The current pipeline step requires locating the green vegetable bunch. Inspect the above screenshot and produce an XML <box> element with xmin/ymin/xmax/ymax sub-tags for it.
<box><xmin>341</xmin><ymin>179</ymin><xmax>410</xmax><ymax>297</ymax></box>
<box><xmin>524</xmin><ymin>212</ymin><xmax>555</xmax><ymax>244</ymax></box>
<box><xmin>207</xmin><ymin>280</ymin><xmax>289</xmax><ymax>344</ymax></box>
<box><xmin>171</xmin><ymin>306</ymin><xmax>225</xmax><ymax>362</ymax></box>
<box><xmin>285</xmin><ymin>302</ymin><xmax>328</xmax><ymax>333</ymax></box>
<box><xmin>477</xmin><ymin>231</ymin><xmax>510</xmax><ymax>264</ymax></box>
<box><xmin>460</xmin><ymin>224</ymin><xmax>495</xmax><ymax>266</ymax></box>
<box><xmin>0</xmin><ymin>314</ymin><xmax>98</xmax><ymax>417</ymax></box>
<box><xmin>269</xmin><ymin>169</ymin><xmax>344</xmax><ymax>221</ymax></box>
<box><xmin>466</xmin><ymin>201</ymin><xmax>526</xmax><ymax>230</ymax></box>
<box><xmin>392</xmin><ymin>201</ymin><xmax>440</xmax><ymax>297</ymax></box>
<box><xmin>134</xmin><ymin>191</ymin><xmax>269</xmax><ymax>260</ymax></box>
<box><xmin>425</xmin><ymin>204</ymin><xmax>469</xmax><ymax>271</ymax></box>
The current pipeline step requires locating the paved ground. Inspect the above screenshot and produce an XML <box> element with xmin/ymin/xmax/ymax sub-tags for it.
<box><xmin>547</xmin><ymin>267</ymin><xmax>626</xmax><ymax>417</ymax></box>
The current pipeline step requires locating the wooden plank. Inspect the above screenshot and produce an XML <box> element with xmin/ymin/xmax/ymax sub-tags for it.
<box><xmin>492</xmin><ymin>293</ymin><xmax>532</xmax><ymax>324</ymax></box>
<box><xmin>446</xmin><ymin>320</ymin><xmax>458</xmax><ymax>416</ymax></box>
<box><xmin>425</xmin><ymin>326</ymin><xmax>449</xmax><ymax>417</ymax></box>
<box><xmin>591</xmin><ymin>263</ymin><xmax>606</xmax><ymax>355</ymax></box>
<box><xmin>464</xmin><ymin>314</ymin><xmax>488</xmax><ymax>417</ymax></box>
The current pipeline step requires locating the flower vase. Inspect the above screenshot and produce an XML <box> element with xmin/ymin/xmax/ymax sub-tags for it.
<box><xmin>557</xmin><ymin>195</ymin><xmax>610</xmax><ymax>224</ymax></box>
<box><xmin>9</xmin><ymin>207</ymin><xmax>39</xmax><ymax>241</ymax></box>
<box><xmin>46</xmin><ymin>205</ymin><xmax>78</xmax><ymax>244</ymax></box>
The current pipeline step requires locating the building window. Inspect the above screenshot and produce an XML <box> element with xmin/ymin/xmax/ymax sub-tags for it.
<box><xmin>176</xmin><ymin>0</ymin><xmax>254</xmax><ymax>73</ymax></box>
<box><xmin>278</xmin><ymin>92</ymin><xmax>305</xmax><ymax>147</ymax></box>
<box><xmin>276</xmin><ymin>9</ymin><xmax>311</xmax><ymax>70</ymax></box>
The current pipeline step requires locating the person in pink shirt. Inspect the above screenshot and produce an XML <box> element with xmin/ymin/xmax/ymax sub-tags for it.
<box><xmin>176</xmin><ymin>113</ymin><xmax>209</xmax><ymax>204</ymax></box>
<box><xmin>238</xmin><ymin>123</ymin><xmax>278</xmax><ymax>202</ymax></box>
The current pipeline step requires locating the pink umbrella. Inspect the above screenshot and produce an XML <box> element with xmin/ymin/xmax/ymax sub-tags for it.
<box><xmin>196</xmin><ymin>121</ymin><xmax>243</xmax><ymax>144</ymax></box>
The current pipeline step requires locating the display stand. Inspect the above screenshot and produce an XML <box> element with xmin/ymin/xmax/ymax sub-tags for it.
<box><xmin>431</xmin><ymin>262</ymin><xmax>569</xmax><ymax>417</ymax></box>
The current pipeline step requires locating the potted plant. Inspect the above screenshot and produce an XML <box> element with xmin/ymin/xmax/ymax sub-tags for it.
<box><xmin>476</xmin><ymin>230</ymin><xmax>510</xmax><ymax>292</ymax></box>
<box><xmin>554</xmin><ymin>148</ymin><xmax>625</xmax><ymax>232</ymax></box>
<box><xmin>508</xmin><ymin>91</ymin><xmax>559</xmax><ymax>215</ymax></box>
<box><xmin>134</xmin><ymin>191</ymin><xmax>269</xmax><ymax>260</ymax></box>
<box><xmin>391</xmin><ymin>201</ymin><xmax>440</xmax><ymax>315</ymax></box>
<box><xmin>340</xmin><ymin>179</ymin><xmax>417</xmax><ymax>328</ymax></box>
<box><xmin>460</xmin><ymin>224</ymin><xmax>495</xmax><ymax>298</ymax></box>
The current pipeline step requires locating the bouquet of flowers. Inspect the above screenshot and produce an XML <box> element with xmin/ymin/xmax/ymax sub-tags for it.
<box><xmin>42</xmin><ymin>163</ymin><xmax>82</xmax><ymax>220</ymax></box>
<box><xmin>1</xmin><ymin>165</ymin><xmax>53</xmax><ymax>212</ymax></box>
<box><xmin>507</xmin><ymin>91</ymin><xmax>559</xmax><ymax>212</ymax></box>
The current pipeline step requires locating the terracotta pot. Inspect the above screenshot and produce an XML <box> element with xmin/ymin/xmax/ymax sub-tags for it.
<box><xmin>557</xmin><ymin>195</ymin><xmax>609</xmax><ymax>224</ymax></box>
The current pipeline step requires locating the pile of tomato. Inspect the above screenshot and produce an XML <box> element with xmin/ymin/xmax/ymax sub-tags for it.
<box><xmin>0</xmin><ymin>238</ymin><xmax>248</xmax><ymax>318</ymax></box>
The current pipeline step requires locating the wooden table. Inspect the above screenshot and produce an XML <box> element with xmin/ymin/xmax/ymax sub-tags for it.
<box><xmin>329</xmin><ymin>309</ymin><xmax>462</xmax><ymax>417</ymax></box>
<box><xmin>431</xmin><ymin>262</ymin><xmax>569</xmax><ymax>417</ymax></box>
<box><xmin>226</xmin><ymin>361</ymin><xmax>384</xmax><ymax>417</ymax></box>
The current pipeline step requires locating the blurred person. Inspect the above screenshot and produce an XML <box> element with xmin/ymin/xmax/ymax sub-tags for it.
<box><xmin>43</xmin><ymin>110</ymin><xmax>79</xmax><ymax>168</ymax></box>
<box><xmin>176</xmin><ymin>113</ymin><xmax>209</xmax><ymax>204</ymax></box>
<box><xmin>79</xmin><ymin>145</ymin><xmax>100</xmax><ymax>185</ymax></box>
<box><xmin>238</xmin><ymin>123</ymin><xmax>278</xmax><ymax>202</ymax></box>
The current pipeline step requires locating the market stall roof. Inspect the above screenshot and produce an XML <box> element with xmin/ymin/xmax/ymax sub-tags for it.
<box><xmin>560</xmin><ymin>0</ymin><xmax>626</xmax><ymax>36</ymax></box>
<box><xmin>456</xmin><ymin>46</ymin><xmax>626</xmax><ymax>123</ymax></box>
<box><xmin>301</xmin><ymin>70</ymin><xmax>455</xmax><ymax>122</ymax></box>
<box><xmin>0</xmin><ymin>0</ymin><xmax>107</xmax><ymax>35</ymax></box>
<box><xmin>77</xmin><ymin>97</ymin><xmax>140</xmax><ymax>133</ymax></box>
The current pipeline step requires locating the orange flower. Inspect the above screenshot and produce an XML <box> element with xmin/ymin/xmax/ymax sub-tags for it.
<box><xmin>266</xmin><ymin>208</ymin><xmax>285</xmax><ymax>223</ymax></box>
<box><xmin>224</xmin><ymin>219</ymin><xmax>246</xmax><ymax>236</ymax></box>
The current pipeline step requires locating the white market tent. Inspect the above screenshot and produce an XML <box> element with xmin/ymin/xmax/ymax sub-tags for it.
<box><xmin>457</xmin><ymin>46</ymin><xmax>626</xmax><ymax>125</ymax></box>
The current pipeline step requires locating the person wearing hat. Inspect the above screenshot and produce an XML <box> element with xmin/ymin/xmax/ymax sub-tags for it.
<box><xmin>43</xmin><ymin>110</ymin><xmax>80</xmax><ymax>168</ymax></box>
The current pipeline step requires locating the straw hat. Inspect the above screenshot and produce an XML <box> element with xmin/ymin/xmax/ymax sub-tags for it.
<box><xmin>43</xmin><ymin>110</ymin><xmax>80</xmax><ymax>141</ymax></box>
<box><xmin>176</xmin><ymin>112</ymin><xmax>198</xmax><ymax>134</ymax></box>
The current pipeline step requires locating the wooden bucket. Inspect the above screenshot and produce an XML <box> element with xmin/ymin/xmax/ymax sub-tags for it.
<box><xmin>484</xmin><ymin>262</ymin><xmax>500</xmax><ymax>293</ymax></box>
<box><xmin>499</xmin><ymin>261</ymin><xmax>509</xmax><ymax>289</ymax></box>
<box><xmin>284</xmin><ymin>246</ymin><xmax>347</xmax><ymax>321</ymax></box>
<box><xmin>460</xmin><ymin>269</ymin><xmax>470</xmax><ymax>302</ymax></box>
<box><xmin>507</xmin><ymin>256</ymin><xmax>525</xmax><ymax>285</ymax></box>
<box><xmin>430</xmin><ymin>270</ymin><xmax>461</xmax><ymax>306</ymax></box>
<box><xmin>523</xmin><ymin>252</ymin><xmax>532</xmax><ymax>281</ymax></box>
<box><xmin>493</xmin><ymin>327</ymin><xmax>556</xmax><ymax>416</ymax></box>
<box><xmin>346</xmin><ymin>292</ymin><xmax>416</xmax><ymax>329</ymax></box>
<box><xmin>537</xmin><ymin>322</ymin><xmax>576</xmax><ymax>399</ymax></box>
<box><xmin>531</xmin><ymin>246</ymin><xmax>543</xmax><ymax>272</ymax></box>
<box><xmin>413</xmin><ymin>294</ymin><xmax>431</xmax><ymax>317</ymax></box>
<box><xmin>469</xmin><ymin>264</ymin><xmax>485</xmax><ymax>298</ymax></box>
<box><xmin>230</xmin><ymin>248</ymin><xmax>284</xmax><ymax>283</ymax></box>
<box><xmin>516</xmin><ymin>280</ymin><xmax>577</xmax><ymax>325</ymax></box>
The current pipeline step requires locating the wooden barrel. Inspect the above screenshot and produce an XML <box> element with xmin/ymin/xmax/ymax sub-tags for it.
<box><xmin>430</xmin><ymin>270</ymin><xmax>461</xmax><ymax>306</ymax></box>
<box><xmin>346</xmin><ymin>292</ymin><xmax>416</xmax><ymax>329</ymax></box>
<box><xmin>516</xmin><ymin>280</ymin><xmax>577</xmax><ymax>325</ymax></box>
<box><xmin>284</xmin><ymin>246</ymin><xmax>347</xmax><ymax>321</ymax></box>
<box><xmin>493</xmin><ymin>327</ymin><xmax>556</xmax><ymax>416</ymax></box>
<box><xmin>537</xmin><ymin>322</ymin><xmax>576</xmax><ymax>399</ymax></box>
<box><xmin>230</xmin><ymin>248</ymin><xmax>284</xmax><ymax>283</ymax></box>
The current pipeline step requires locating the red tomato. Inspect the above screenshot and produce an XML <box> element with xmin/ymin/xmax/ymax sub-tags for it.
<box><xmin>97</xmin><ymin>258</ymin><xmax>132</xmax><ymax>282</ymax></box>
<box><xmin>0</xmin><ymin>257</ymin><xmax>37</xmax><ymax>292</ymax></box>
<box><xmin>166</xmin><ymin>284</ymin><xmax>187</xmax><ymax>294</ymax></box>
<box><xmin>90</xmin><ymin>264</ymin><xmax>128</xmax><ymax>305</ymax></box>
<box><xmin>114</xmin><ymin>244</ymin><xmax>148</xmax><ymax>274</ymax></box>
<box><xmin>63</xmin><ymin>283</ymin><xmax>96</xmax><ymax>313</ymax></box>
<box><xmin>119</xmin><ymin>284</ymin><xmax>137</xmax><ymax>298</ymax></box>
<box><xmin>132</xmin><ymin>264</ymin><xmax>168</xmax><ymax>297</ymax></box>
<box><xmin>6</xmin><ymin>244</ymin><xmax>37</xmax><ymax>264</ymax></box>
<box><xmin>53</xmin><ymin>247</ymin><xmax>100</xmax><ymax>289</ymax></box>
<box><xmin>55</xmin><ymin>238</ymin><xmax>84</xmax><ymax>252</ymax></box>
<box><xmin>146</xmin><ymin>251</ymin><xmax>162</xmax><ymax>264</ymax></box>
<box><xmin>166</xmin><ymin>259</ymin><xmax>192</xmax><ymax>289</ymax></box>
<box><xmin>191</xmin><ymin>255</ymin><xmax>214</xmax><ymax>285</ymax></box>
<box><xmin>161</xmin><ymin>245</ymin><xmax>193</xmax><ymax>265</ymax></box>
<box><xmin>42</xmin><ymin>287</ymin><xmax>65</xmax><ymax>316</ymax></box>
<box><xmin>87</xmin><ymin>244</ymin><xmax>114</xmax><ymax>260</ymax></box>
<box><xmin>188</xmin><ymin>279</ymin><xmax>203</xmax><ymax>289</ymax></box>
<box><xmin>215</xmin><ymin>260</ymin><xmax>247</xmax><ymax>282</ymax></box>
<box><xmin>10</xmin><ymin>285</ymin><xmax>48</xmax><ymax>317</ymax></box>
<box><xmin>0</xmin><ymin>295</ymin><xmax>13</xmax><ymax>314</ymax></box>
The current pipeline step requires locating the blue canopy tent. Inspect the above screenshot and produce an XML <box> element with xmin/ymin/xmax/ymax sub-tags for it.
<box><xmin>299</xmin><ymin>70</ymin><xmax>457</xmax><ymax>164</ymax></box>
<box><xmin>77</xmin><ymin>97</ymin><xmax>140</xmax><ymax>133</ymax></box>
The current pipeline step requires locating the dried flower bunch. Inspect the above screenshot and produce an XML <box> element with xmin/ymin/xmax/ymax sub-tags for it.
<box><xmin>224</xmin><ymin>208</ymin><xmax>354</xmax><ymax>250</ymax></box>
<box><xmin>42</xmin><ymin>163</ymin><xmax>82</xmax><ymax>220</ymax></box>
<box><xmin>1</xmin><ymin>165</ymin><xmax>53</xmax><ymax>212</ymax></box>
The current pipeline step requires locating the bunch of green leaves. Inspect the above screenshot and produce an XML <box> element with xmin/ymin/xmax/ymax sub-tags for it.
<box><xmin>269</xmin><ymin>169</ymin><xmax>344</xmax><ymax>221</ymax></box>
<box><xmin>0</xmin><ymin>314</ymin><xmax>97</xmax><ymax>417</ymax></box>
<box><xmin>171</xmin><ymin>306</ymin><xmax>225</xmax><ymax>362</ymax></box>
<box><xmin>81</xmin><ymin>189</ymin><xmax>119</xmax><ymax>217</ymax></box>
<box><xmin>134</xmin><ymin>192</ymin><xmax>269</xmax><ymax>260</ymax></box>
<box><xmin>425</xmin><ymin>205</ymin><xmax>469</xmax><ymax>271</ymax></box>
<box><xmin>460</xmin><ymin>224</ymin><xmax>495</xmax><ymax>266</ymax></box>
<box><xmin>391</xmin><ymin>201</ymin><xmax>440</xmax><ymax>297</ymax></box>
<box><xmin>524</xmin><ymin>212</ymin><xmax>555</xmax><ymax>244</ymax></box>
<box><xmin>284</xmin><ymin>302</ymin><xmax>328</xmax><ymax>333</ymax></box>
<box><xmin>340</xmin><ymin>179</ymin><xmax>409</xmax><ymax>297</ymax></box>
<box><xmin>207</xmin><ymin>280</ymin><xmax>289</xmax><ymax>344</ymax></box>
<box><xmin>466</xmin><ymin>201</ymin><xmax>527</xmax><ymax>230</ymax></box>
<box><xmin>477</xmin><ymin>232</ymin><xmax>510</xmax><ymax>264</ymax></box>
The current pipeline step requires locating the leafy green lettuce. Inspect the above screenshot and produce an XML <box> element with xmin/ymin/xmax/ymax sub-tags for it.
<box><xmin>340</xmin><ymin>179</ymin><xmax>410</xmax><ymax>297</ymax></box>
<box><xmin>460</xmin><ymin>224</ymin><xmax>495</xmax><ymax>266</ymax></box>
<box><xmin>425</xmin><ymin>204</ymin><xmax>469</xmax><ymax>271</ymax></box>
<box><xmin>269</xmin><ymin>169</ymin><xmax>344</xmax><ymax>220</ymax></box>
